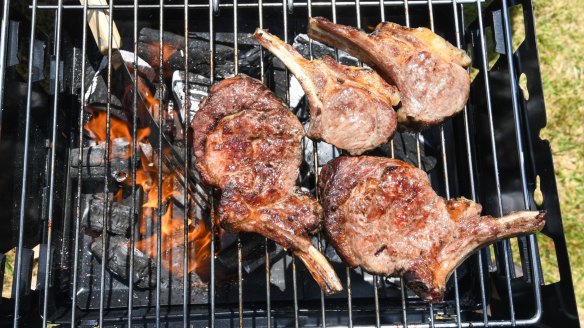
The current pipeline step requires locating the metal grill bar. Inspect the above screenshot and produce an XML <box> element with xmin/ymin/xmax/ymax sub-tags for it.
<box><xmin>208</xmin><ymin>0</ymin><xmax>217</xmax><ymax>324</ymax></box>
<box><xmin>374</xmin><ymin>2</ymin><xmax>386</xmax><ymax>326</ymax></box>
<box><xmin>70</xmin><ymin>0</ymin><xmax>90</xmax><ymax>325</ymax></box>
<box><xmin>265</xmin><ymin>237</ymin><xmax>272</xmax><ymax>328</ymax></box>
<box><xmin>41</xmin><ymin>0</ymin><xmax>64</xmax><ymax>326</ymax></box>
<box><xmin>0</xmin><ymin>0</ymin><xmax>11</xmax><ymax>138</ymax></box>
<box><xmin>156</xmin><ymin>1</ymin><xmax>165</xmax><ymax>325</ymax></box>
<box><xmin>400</xmin><ymin>279</ymin><xmax>408</xmax><ymax>326</ymax></box>
<box><xmin>401</xmin><ymin>1</ymin><xmax>412</xmax><ymax>324</ymax></box>
<box><xmin>303</xmin><ymin>0</ymin><xmax>329</xmax><ymax>325</ymax></box>
<box><xmin>257</xmin><ymin>2</ymin><xmax>273</xmax><ymax>327</ymax></box>
<box><xmin>373</xmin><ymin>277</ymin><xmax>381</xmax><ymax>328</ymax></box>
<box><xmin>254</xmin><ymin>1</ymin><xmax>272</xmax><ymax>327</ymax></box>
<box><xmin>472</xmin><ymin>0</ymin><xmax>516</xmax><ymax>323</ymax></box>
<box><xmin>469</xmin><ymin>1</ymin><xmax>495</xmax><ymax>326</ymax></box>
<box><xmin>347</xmin><ymin>1</ymin><xmax>366</xmax><ymax>325</ymax></box>
<box><xmin>183</xmin><ymin>1</ymin><xmax>192</xmax><ymax>327</ymax></box>
<box><xmin>278</xmin><ymin>4</ymin><xmax>302</xmax><ymax>326</ymax></box>
<box><xmin>449</xmin><ymin>4</ymin><xmax>465</xmax><ymax>328</ymax></box>
<box><xmin>12</xmin><ymin>0</ymin><xmax>38</xmax><ymax>326</ymax></box>
<box><xmin>231</xmin><ymin>1</ymin><xmax>244</xmax><ymax>326</ymax></box>
<box><xmin>127</xmin><ymin>0</ymin><xmax>139</xmax><ymax>325</ymax></box>
<box><xmin>98</xmin><ymin>0</ymin><xmax>116</xmax><ymax>324</ymax></box>
<box><xmin>427</xmin><ymin>6</ymin><xmax>437</xmax><ymax>327</ymax></box>
<box><xmin>499</xmin><ymin>0</ymin><xmax>543</xmax><ymax>321</ymax></box>
<box><xmin>32</xmin><ymin>0</ymin><xmax>486</xmax><ymax>11</ymax></box>
<box><xmin>425</xmin><ymin>0</ymin><xmax>463</xmax><ymax>326</ymax></box>
<box><xmin>238</xmin><ymin>236</ymin><xmax>243</xmax><ymax>328</ymax></box>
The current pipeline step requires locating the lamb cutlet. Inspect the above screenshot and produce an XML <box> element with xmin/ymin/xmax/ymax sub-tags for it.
<box><xmin>253</xmin><ymin>28</ymin><xmax>399</xmax><ymax>155</ymax></box>
<box><xmin>318</xmin><ymin>156</ymin><xmax>545</xmax><ymax>301</ymax></box>
<box><xmin>192</xmin><ymin>75</ymin><xmax>342</xmax><ymax>294</ymax></box>
<box><xmin>308</xmin><ymin>17</ymin><xmax>471</xmax><ymax>131</ymax></box>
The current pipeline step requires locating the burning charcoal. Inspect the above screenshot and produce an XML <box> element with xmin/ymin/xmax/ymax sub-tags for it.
<box><xmin>90</xmin><ymin>235</ymin><xmax>155</xmax><ymax>289</ymax></box>
<box><xmin>139</xmin><ymin>28</ymin><xmax>230</xmax><ymax>80</ymax></box>
<box><xmin>83</xmin><ymin>57</ymin><xmax>126</xmax><ymax>120</ymax></box>
<box><xmin>70</xmin><ymin>139</ymin><xmax>136</xmax><ymax>181</ymax></box>
<box><xmin>111</xmin><ymin>138</ymin><xmax>131</xmax><ymax>183</ymax></box>
<box><xmin>171</xmin><ymin>71</ymin><xmax>210</xmax><ymax>124</ymax></box>
<box><xmin>138</xmin><ymin>28</ymin><xmax>262</xmax><ymax>80</ymax></box>
<box><xmin>190</xmin><ymin>32</ymin><xmax>257</xmax><ymax>46</ymax></box>
<box><xmin>301</xmin><ymin>136</ymin><xmax>340</xmax><ymax>166</ymax></box>
<box><xmin>82</xmin><ymin>195</ymin><xmax>136</xmax><ymax>235</ymax></box>
<box><xmin>292</xmin><ymin>34</ymin><xmax>359</xmax><ymax>66</ymax></box>
<box><xmin>385</xmin><ymin>133</ymin><xmax>437</xmax><ymax>171</ymax></box>
<box><xmin>217</xmin><ymin>233</ymin><xmax>285</xmax><ymax>274</ymax></box>
<box><xmin>299</xmin><ymin>131</ymin><xmax>437</xmax><ymax>175</ymax></box>
<box><xmin>238</xmin><ymin>47</ymin><xmax>263</xmax><ymax>73</ymax></box>
<box><xmin>84</xmin><ymin>49</ymin><xmax>162</xmax><ymax>128</ymax></box>
<box><xmin>114</xmin><ymin>49</ymin><xmax>157</xmax><ymax>83</ymax></box>
<box><xmin>324</xmin><ymin>242</ymin><xmax>344</xmax><ymax>264</ymax></box>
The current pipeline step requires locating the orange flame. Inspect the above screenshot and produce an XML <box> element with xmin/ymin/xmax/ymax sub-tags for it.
<box><xmin>114</xmin><ymin>189</ymin><xmax>123</xmax><ymax>202</ymax></box>
<box><xmin>142</xmin><ymin>174</ymin><xmax>180</xmax><ymax>209</ymax></box>
<box><xmin>84</xmin><ymin>111</ymin><xmax>150</xmax><ymax>159</ymax></box>
<box><xmin>85</xmin><ymin>81</ymin><xmax>212</xmax><ymax>282</ymax></box>
<box><xmin>133</xmin><ymin>159</ymin><xmax>212</xmax><ymax>280</ymax></box>
<box><xmin>135</xmin><ymin>205</ymin><xmax>212</xmax><ymax>281</ymax></box>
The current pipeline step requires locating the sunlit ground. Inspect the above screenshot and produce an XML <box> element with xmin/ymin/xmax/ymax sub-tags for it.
<box><xmin>534</xmin><ymin>0</ymin><xmax>584</xmax><ymax>322</ymax></box>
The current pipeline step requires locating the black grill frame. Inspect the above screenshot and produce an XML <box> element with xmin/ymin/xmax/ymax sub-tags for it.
<box><xmin>0</xmin><ymin>0</ymin><xmax>579</xmax><ymax>327</ymax></box>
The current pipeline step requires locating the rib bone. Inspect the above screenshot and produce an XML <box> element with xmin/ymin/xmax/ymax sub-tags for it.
<box><xmin>254</xmin><ymin>28</ymin><xmax>399</xmax><ymax>155</ymax></box>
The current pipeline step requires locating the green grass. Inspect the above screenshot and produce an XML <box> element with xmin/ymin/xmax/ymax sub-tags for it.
<box><xmin>534</xmin><ymin>0</ymin><xmax>584</xmax><ymax>321</ymax></box>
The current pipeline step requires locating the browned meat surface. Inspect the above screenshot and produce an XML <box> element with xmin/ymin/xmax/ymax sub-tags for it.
<box><xmin>192</xmin><ymin>75</ymin><xmax>342</xmax><ymax>294</ymax></box>
<box><xmin>308</xmin><ymin>17</ymin><xmax>471</xmax><ymax>131</ymax></box>
<box><xmin>253</xmin><ymin>29</ymin><xmax>399</xmax><ymax>155</ymax></box>
<box><xmin>318</xmin><ymin>156</ymin><xmax>545</xmax><ymax>301</ymax></box>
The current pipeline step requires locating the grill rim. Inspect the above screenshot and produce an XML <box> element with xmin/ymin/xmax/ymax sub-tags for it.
<box><xmin>0</xmin><ymin>0</ymin><xmax>580</xmax><ymax>327</ymax></box>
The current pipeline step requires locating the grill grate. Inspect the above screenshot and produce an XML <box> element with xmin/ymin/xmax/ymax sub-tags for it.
<box><xmin>0</xmin><ymin>0</ymin><xmax>579</xmax><ymax>327</ymax></box>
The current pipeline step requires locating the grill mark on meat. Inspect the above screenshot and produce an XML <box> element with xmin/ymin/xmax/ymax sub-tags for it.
<box><xmin>374</xmin><ymin>245</ymin><xmax>387</xmax><ymax>257</ymax></box>
<box><xmin>193</xmin><ymin>75</ymin><xmax>342</xmax><ymax>294</ymax></box>
<box><xmin>318</xmin><ymin>156</ymin><xmax>545</xmax><ymax>301</ymax></box>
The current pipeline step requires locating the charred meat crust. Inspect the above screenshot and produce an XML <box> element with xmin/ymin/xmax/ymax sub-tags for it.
<box><xmin>318</xmin><ymin>156</ymin><xmax>545</xmax><ymax>301</ymax></box>
<box><xmin>192</xmin><ymin>75</ymin><xmax>343</xmax><ymax>294</ymax></box>
<box><xmin>193</xmin><ymin>75</ymin><xmax>301</xmax><ymax>186</ymax></box>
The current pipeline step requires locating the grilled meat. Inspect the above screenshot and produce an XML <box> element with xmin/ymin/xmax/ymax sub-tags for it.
<box><xmin>308</xmin><ymin>17</ymin><xmax>471</xmax><ymax>131</ymax></box>
<box><xmin>318</xmin><ymin>156</ymin><xmax>545</xmax><ymax>301</ymax></box>
<box><xmin>193</xmin><ymin>75</ymin><xmax>342</xmax><ymax>294</ymax></box>
<box><xmin>253</xmin><ymin>29</ymin><xmax>399</xmax><ymax>155</ymax></box>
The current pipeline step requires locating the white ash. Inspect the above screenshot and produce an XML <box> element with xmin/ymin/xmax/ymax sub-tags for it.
<box><xmin>172</xmin><ymin>71</ymin><xmax>210</xmax><ymax>124</ymax></box>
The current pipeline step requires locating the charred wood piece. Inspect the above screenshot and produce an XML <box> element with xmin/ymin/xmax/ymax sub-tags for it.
<box><xmin>217</xmin><ymin>233</ymin><xmax>285</xmax><ymax>274</ymax></box>
<box><xmin>69</xmin><ymin>140</ymin><xmax>139</xmax><ymax>182</ymax></box>
<box><xmin>138</xmin><ymin>28</ymin><xmax>262</xmax><ymax>80</ymax></box>
<box><xmin>291</xmin><ymin>34</ymin><xmax>359</xmax><ymax>66</ymax></box>
<box><xmin>90</xmin><ymin>235</ymin><xmax>155</xmax><ymax>289</ymax></box>
<box><xmin>82</xmin><ymin>195</ymin><xmax>139</xmax><ymax>236</ymax></box>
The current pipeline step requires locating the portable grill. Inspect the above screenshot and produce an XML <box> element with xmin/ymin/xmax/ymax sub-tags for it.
<box><xmin>0</xmin><ymin>0</ymin><xmax>579</xmax><ymax>327</ymax></box>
